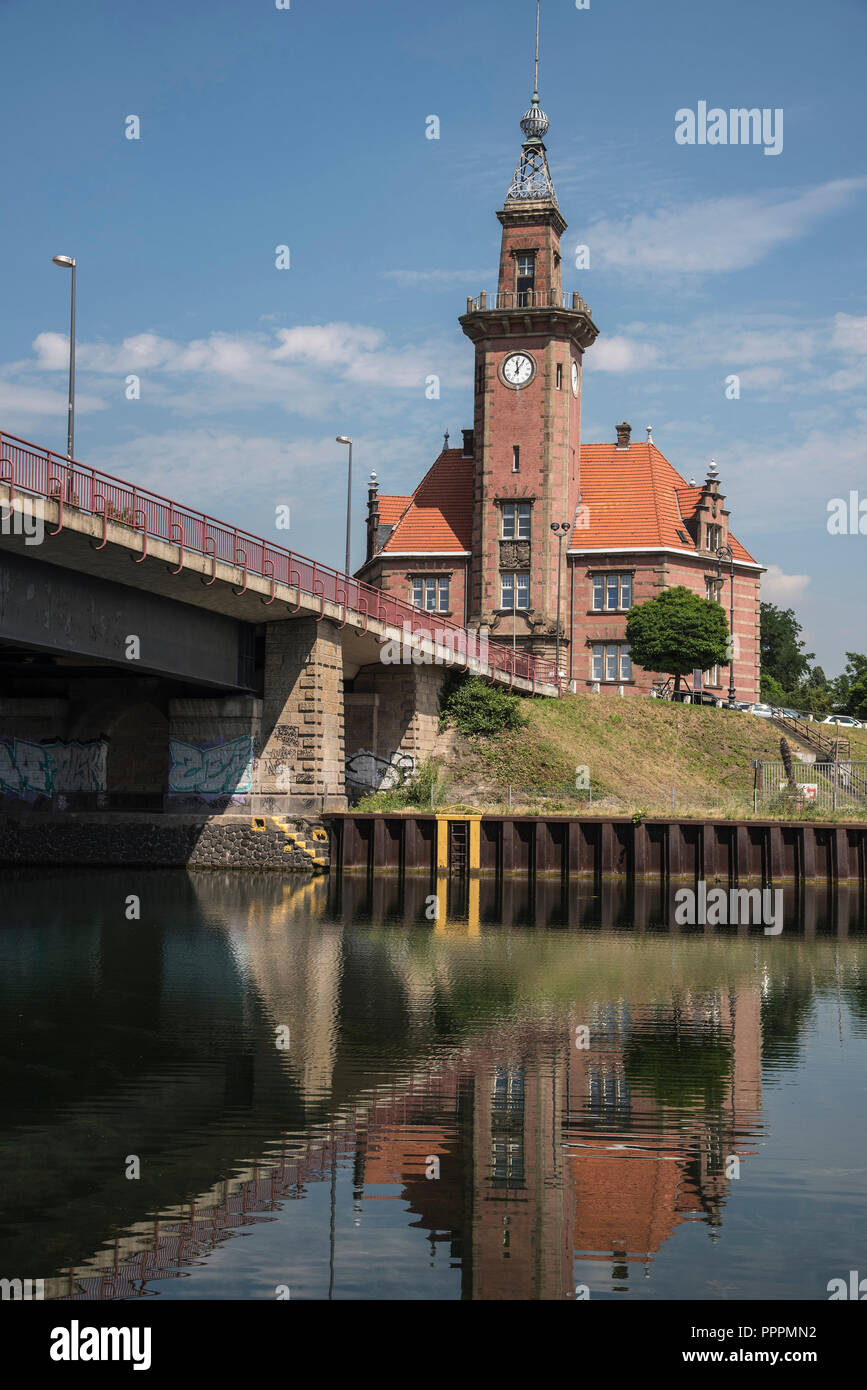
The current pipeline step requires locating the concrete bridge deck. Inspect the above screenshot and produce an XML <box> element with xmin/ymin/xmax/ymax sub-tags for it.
<box><xmin>1</xmin><ymin>430</ymin><xmax>558</xmax><ymax>817</ymax></box>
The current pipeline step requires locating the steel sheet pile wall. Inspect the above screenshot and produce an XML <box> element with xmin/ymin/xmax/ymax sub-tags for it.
<box><xmin>327</xmin><ymin>814</ymin><xmax>867</xmax><ymax>886</ymax></box>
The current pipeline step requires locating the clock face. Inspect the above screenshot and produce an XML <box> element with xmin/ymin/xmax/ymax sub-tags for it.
<box><xmin>501</xmin><ymin>352</ymin><xmax>535</xmax><ymax>388</ymax></box>
<box><xmin>571</xmin><ymin>359</ymin><xmax>579</xmax><ymax>396</ymax></box>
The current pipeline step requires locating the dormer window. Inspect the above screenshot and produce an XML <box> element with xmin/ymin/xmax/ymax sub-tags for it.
<box><xmin>516</xmin><ymin>253</ymin><xmax>535</xmax><ymax>305</ymax></box>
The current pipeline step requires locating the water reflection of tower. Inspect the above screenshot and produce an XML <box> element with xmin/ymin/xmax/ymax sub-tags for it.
<box><xmin>469</xmin><ymin>1038</ymin><xmax>573</xmax><ymax>1301</ymax></box>
<box><xmin>565</xmin><ymin>983</ymin><xmax>763</xmax><ymax>1284</ymax></box>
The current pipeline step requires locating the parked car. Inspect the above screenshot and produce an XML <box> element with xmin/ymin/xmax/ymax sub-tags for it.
<box><xmin>749</xmin><ymin>703</ymin><xmax>775</xmax><ymax>718</ymax></box>
<box><xmin>821</xmin><ymin>714</ymin><xmax>862</xmax><ymax>728</ymax></box>
<box><xmin>779</xmin><ymin>707</ymin><xmax>803</xmax><ymax>720</ymax></box>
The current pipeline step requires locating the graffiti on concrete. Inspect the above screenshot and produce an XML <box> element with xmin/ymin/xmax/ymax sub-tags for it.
<box><xmin>345</xmin><ymin>749</ymin><xmax>415</xmax><ymax>793</ymax></box>
<box><xmin>168</xmin><ymin>735</ymin><xmax>254</xmax><ymax>798</ymax></box>
<box><xmin>0</xmin><ymin>738</ymin><xmax>108</xmax><ymax>799</ymax></box>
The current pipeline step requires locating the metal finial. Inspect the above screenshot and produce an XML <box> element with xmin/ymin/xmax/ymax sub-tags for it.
<box><xmin>443</xmin><ymin>429</ymin><xmax>450</xmax><ymax>450</ymax></box>
<box><xmin>508</xmin><ymin>0</ymin><xmax>555</xmax><ymax>200</ymax></box>
<box><xmin>533</xmin><ymin>0</ymin><xmax>541</xmax><ymax>102</ymax></box>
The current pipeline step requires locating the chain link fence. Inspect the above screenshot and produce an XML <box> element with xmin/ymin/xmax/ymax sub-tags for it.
<box><xmin>755</xmin><ymin>760</ymin><xmax>867</xmax><ymax>815</ymax></box>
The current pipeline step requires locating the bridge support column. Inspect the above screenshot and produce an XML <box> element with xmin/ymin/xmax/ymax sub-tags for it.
<box><xmin>258</xmin><ymin>618</ymin><xmax>346</xmax><ymax>814</ymax></box>
<box><xmin>344</xmin><ymin>663</ymin><xmax>444</xmax><ymax>798</ymax></box>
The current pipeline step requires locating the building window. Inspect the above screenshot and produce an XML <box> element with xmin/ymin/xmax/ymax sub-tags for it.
<box><xmin>704</xmin><ymin>664</ymin><xmax>720</xmax><ymax>687</ymax></box>
<box><xmin>501</xmin><ymin>501</ymin><xmax>531</xmax><ymax>539</ymax></box>
<box><xmin>491</xmin><ymin>1135</ymin><xmax>525</xmax><ymax>1189</ymax></box>
<box><xmin>706</xmin><ymin>523</ymin><xmax>722</xmax><ymax>552</ymax></box>
<box><xmin>501</xmin><ymin>572</ymin><xmax>530</xmax><ymax>609</ymax></box>
<box><xmin>412</xmin><ymin>575</ymin><xmax>449</xmax><ymax>612</ymax></box>
<box><xmin>516</xmin><ymin>252</ymin><xmax>535</xmax><ymax>304</ymax></box>
<box><xmin>592</xmin><ymin>643</ymin><xmax>632</xmax><ymax>682</ymax></box>
<box><xmin>512</xmin><ymin>445</ymin><xmax>520</xmax><ymax>473</ymax></box>
<box><xmin>556</xmin><ymin>362</ymin><xmax>563</xmax><ymax>390</ymax></box>
<box><xmin>706</xmin><ymin>577</ymin><xmax>722</xmax><ymax>602</ymax></box>
<box><xmin>592</xmin><ymin>573</ymin><xmax>633</xmax><ymax>611</ymax></box>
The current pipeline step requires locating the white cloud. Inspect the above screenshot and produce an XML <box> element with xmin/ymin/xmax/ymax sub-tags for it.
<box><xmin>586</xmin><ymin>335</ymin><xmax>661</xmax><ymax>372</ymax></box>
<box><xmin>21</xmin><ymin>322</ymin><xmax>463</xmax><ymax>417</ymax></box>
<box><xmin>830</xmin><ymin>313</ymin><xmax>867</xmax><ymax>356</ymax></box>
<box><xmin>0</xmin><ymin>377</ymin><xmax>106</xmax><ymax>421</ymax></box>
<box><xmin>584</xmin><ymin>178</ymin><xmax>867</xmax><ymax>275</ymax></box>
<box><xmin>761</xmin><ymin>564</ymin><xmax>811</xmax><ymax>603</ymax></box>
<box><xmin>734</xmin><ymin>365</ymin><xmax>785</xmax><ymax>390</ymax></box>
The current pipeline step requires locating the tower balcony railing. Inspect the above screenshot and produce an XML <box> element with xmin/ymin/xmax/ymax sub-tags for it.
<box><xmin>465</xmin><ymin>289</ymin><xmax>591</xmax><ymax>314</ymax></box>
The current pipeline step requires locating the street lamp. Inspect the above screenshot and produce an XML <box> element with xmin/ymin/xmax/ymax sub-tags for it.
<box><xmin>336</xmin><ymin>436</ymin><xmax>353</xmax><ymax>576</ymax></box>
<box><xmin>551</xmin><ymin>521</ymin><xmax>571</xmax><ymax>688</ymax></box>
<box><xmin>52</xmin><ymin>255</ymin><xmax>76</xmax><ymax>461</ymax></box>
<box><xmin>716</xmin><ymin>544</ymin><xmax>736</xmax><ymax>708</ymax></box>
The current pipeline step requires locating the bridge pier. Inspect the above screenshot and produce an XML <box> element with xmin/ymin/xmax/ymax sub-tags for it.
<box><xmin>344</xmin><ymin>662</ymin><xmax>444</xmax><ymax>798</ymax></box>
<box><xmin>258</xmin><ymin>618</ymin><xmax>346</xmax><ymax>814</ymax></box>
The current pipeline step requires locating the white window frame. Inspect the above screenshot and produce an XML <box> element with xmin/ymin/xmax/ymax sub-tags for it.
<box><xmin>502</xmin><ymin>502</ymin><xmax>531</xmax><ymax>540</ymax></box>
<box><xmin>592</xmin><ymin>572</ymin><xmax>633</xmax><ymax>611</ymax></box>
<box><xmin>412</xmin><ymin>575</ymin><xmax>449</xmax><ymax>612</ymax></box>
<box><xmin>592</xmin><ymin>642</ymin><xmax>632</xmax><ymax>682</ymax></box>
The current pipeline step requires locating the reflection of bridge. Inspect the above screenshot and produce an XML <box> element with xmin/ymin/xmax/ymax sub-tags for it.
<box><xmin>0</xmin><ymin>429</ymin><xmax>557</xmax><ymax>824</ymax></box>
<box><xmin>7</xmin><ymin>868</ymin><xmax>862</xmax><ymax>1301</ymax></box>
<box><xmin>45</xmin><ymin>989</ymin><xmax>764</xmax><ymax>1301</ymax></box>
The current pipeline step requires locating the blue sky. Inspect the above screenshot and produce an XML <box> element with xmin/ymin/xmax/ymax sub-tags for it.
<box><xmin>1</xmin><ymin>0</ymin><xmax>865</xmax><ymax>671</ymax></box>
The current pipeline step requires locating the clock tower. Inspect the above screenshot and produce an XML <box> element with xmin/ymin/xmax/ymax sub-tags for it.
<box><xmin>459</xmin><ymin>7</ymin><xmax>598</xmax><ymax>662</ymax></box>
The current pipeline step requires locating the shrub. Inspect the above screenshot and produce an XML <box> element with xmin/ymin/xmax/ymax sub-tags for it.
<box><xmin>439</xmin><ymin>673</ymin><xmax>526</xmax><ymax>736</ymax></box>
<box><xmin>354</xmin><ymin>758</ymin><xmax>441</xmax><ymax>812</ymax></box>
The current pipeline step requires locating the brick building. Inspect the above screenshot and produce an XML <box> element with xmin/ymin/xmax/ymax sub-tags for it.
<box><xmin>358</xmin><ymin>76</ymin><xmax>763</xmax><ymax>702</ymax></box>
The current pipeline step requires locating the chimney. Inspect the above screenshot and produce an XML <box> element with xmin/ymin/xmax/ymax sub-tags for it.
<box><xmin>615</xmin><ymin>421</ymin><xmax>631</xmax><ymax>450</ymax></box>
<box><xmin>365</xmin><ymin>471</ymin><xmax>380</xmax><ymax>563</ymax></box>
<box><xmin>462</xmin><ymin>428</ymin><xmax>475</xmax><ymax>459</ymax></box>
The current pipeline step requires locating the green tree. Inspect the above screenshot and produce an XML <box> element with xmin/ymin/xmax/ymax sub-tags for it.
<box><xmin>625</xmin><ymin>586</ymin><xmax>729</xmax><ymax>693</ymax></box>
<box><xmin>791</xmin><ymin>665</ymin><xmax>834</xmax><ymax>716</ymax></box>
<box><xmin>760</xmin><ymin>672</ymin><xmax>788</xmax><ymax>706</ymax></box>
<box><xmin>833</xmin><ymin>653</ymin><xmax>867</xmax><ymax>718</ymax></box>
<box><xmin>760</xmin><ymin>603</ymin><xmax>814</xmax><ymax>690</ymax></box>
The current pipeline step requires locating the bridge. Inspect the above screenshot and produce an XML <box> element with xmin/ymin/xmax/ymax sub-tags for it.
<box><xmin>0</xmin><ymin>430</ymin><xmax>557</xmax><ymax>817</ymax></box>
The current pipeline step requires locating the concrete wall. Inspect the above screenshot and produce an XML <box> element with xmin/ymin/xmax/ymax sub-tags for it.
<box><xmin>259</xmin><ymin>618</ymin><xmax>346</xmax><ymax>814</ymax></box>
<box><xmin>344</xmin><ymin>662</ymin><xmax>443</xmax><ymax>797</ymax></box>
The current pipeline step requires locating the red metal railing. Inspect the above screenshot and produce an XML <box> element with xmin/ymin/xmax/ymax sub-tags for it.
<box><xmin>0</xmin><ymin>430</ymin><xmax>557</xmax><ymax>688</ymax></box>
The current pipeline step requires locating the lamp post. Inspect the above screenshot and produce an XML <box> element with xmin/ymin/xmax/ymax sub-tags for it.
<box><xmin>551</xmin><ymin>521</ymin><xmax>571</xmax><ymax>688</ymax></box>
<box><xmin>716</xmin><ymin>544</ymin><xmax>736</xmax><ymax>708</ymax></box>
<box><xmin>52</xmin><ymin>254</ymin><xmax>76</xmax><ymax>462</ymax></box>
<box><xmin>336</xmin><ymin>436</ymin><xmax>353</xmax><ymax>576</ymax></box>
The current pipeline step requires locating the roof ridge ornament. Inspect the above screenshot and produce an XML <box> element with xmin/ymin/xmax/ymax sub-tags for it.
<box><xmin>506</xmin><ymin>0</ymin><xmax>558</xmax><ymax>206</ymax></box>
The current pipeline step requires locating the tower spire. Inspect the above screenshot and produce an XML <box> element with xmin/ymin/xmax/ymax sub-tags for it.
<box><xmin>533</xmin><ymin>0</ymin><xmax>540</xmax><ymax>101</ymax></box>
<box><xmin>506</xmin><ymin>0</ymin><xmax>558</xmax><ymax>205</ymax></box>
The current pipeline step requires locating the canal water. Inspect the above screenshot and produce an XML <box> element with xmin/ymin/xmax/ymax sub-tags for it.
<box><xmin>1</xmin><ymin>868</ymin><xmax>865</xmax><ymax>1302</ymax></box>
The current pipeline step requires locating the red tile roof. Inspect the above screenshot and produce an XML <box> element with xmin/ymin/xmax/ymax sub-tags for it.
<box><xmin>573</xmin><ymin>442</ymin><xmax>757</xmax><ymax>564</ymax></box>
<box><xmin>382</xmin><ymin>449</ymin><xmax>473</xmax><ymax>553</ymax></box>
<box><xmin>373</xmin><ymin>441</ymin><xmax>757</xmax><ymax>563</ymax></box>
<box><xmin>377</xmin><ymin>495</ymin><xmax>411</xmax><ymax>526</ymax></box>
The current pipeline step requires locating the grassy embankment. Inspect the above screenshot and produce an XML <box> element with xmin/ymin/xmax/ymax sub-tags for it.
<box><xmin>359</xmin><ymin>693</ymin><xmax>867</xmax><ymax>821</ymax></box>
